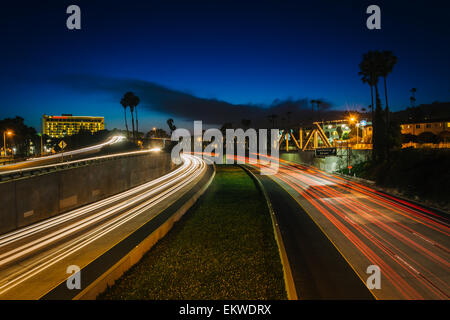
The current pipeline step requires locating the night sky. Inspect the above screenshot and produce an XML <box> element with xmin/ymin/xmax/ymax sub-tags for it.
<box><xmin>0</xmin><ymin>0</ymin><xmax>449</xmax><ymax>132</ymax></box>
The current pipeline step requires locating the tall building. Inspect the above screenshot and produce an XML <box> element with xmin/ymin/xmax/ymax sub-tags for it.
<box><xmin>42</xmin><ymin>114</ymin><xmax>105</xmax><ymax>138</ymax></box>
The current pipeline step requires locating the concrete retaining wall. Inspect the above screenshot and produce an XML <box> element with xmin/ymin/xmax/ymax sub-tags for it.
<box><xmin>0</xmin><ymin>152</ymin><xmax>174</xmax><ymax>234</ymax></box>
<box><xmin>280</xmin><ymin>149</ymin><xmax>371</xmax><ymax>173</ymax></box>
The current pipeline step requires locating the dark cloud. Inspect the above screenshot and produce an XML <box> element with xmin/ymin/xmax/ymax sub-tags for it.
<box><xmin>53</xmin><ymin>74</ymin><xmax>335</xmax><ymax>127</ymax></box>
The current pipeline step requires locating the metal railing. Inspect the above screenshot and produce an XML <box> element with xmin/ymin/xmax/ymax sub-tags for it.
<box><xmin>0</xmin><ymin>149</ymin><xmax>158</xmax><ymax>182</ymax></box>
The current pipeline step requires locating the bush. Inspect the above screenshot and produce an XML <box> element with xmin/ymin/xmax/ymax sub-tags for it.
<box><xmin>401</xmin><ymin>134</ymin><xmax>417</xmax><ymax>143</ymax></box>
<box><xmin>417</xmin><ymin>131</ymin><xmax>437</xmax><ymax>143</ymax></box>
<box><xmin>346</xmin><ymin>149</ymin><xmax>450</xmax><ymax>204</ymax></box>
<box><xmin>438</xmin><ymin>130</ymin><xmax>450</xmax><ymax>143</ymax></box>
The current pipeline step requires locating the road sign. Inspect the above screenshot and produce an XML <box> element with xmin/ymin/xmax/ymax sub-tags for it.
<box><xmin>314</xmin><ymin>147</ymin><xmax>337</xmax><ymax>157</ymax></box>
<box><xmin>59</xmin><ymin>140</ymin><xmax>67</xmax><ymax>150</ymax></box>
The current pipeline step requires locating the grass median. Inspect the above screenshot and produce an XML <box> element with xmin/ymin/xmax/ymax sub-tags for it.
<box><xmin>98</xmin><ymin>165</ymin><xmax>286</xmax><ymax>300</ymax></box>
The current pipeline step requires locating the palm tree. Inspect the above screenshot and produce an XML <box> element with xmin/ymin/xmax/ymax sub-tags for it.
<box><xmin>267</xmin><ymin>114</ymin><xmax>278</xmax><ymax>128</ymax></box>
<box><xmin>167</xmin><ymin>118</ymin><xmax>176</xmax><ymax>134</ymax></box>
<box><xmin>286</xmin><ymin>111</ymin><xmax>292</xmax><ymax>128</ymax></box>
<box><xmin>123</xmin><ymin>92</ymin><xmax>136</xmax><ymax>141</ymax></box>
<box><xmin>310</xmin><ymin>99</ymin><xmax>316</xmax><ymax>121</ymax></box>
<box><xmin>358</xmin><ymin>51</ymin><xmax>380</xmax><ymax>122</ymax></box>
<box><xmin>123</xmin><ymin>91</ymin><xmax>135</xmax><ymax>141</ymax></box>
<box><xmin>130</xmin><ymin>94</ymin><xmax>140</xmax><ymax>139</ymax></box>
<box><xmin>379</xmin><ymin>51</ymin><xmax>397</xmax><ymax>125</ymax></box>
<box><xmin>410</xmin><ymin>96</ymin><xmax>416</xmax><ymax>108</ymax></box>
<box><xmin>120</xmin><ymin>97</ymin><xmax>129</xmax><ymax>137</ymax></box>
<box><xmin>129</xmin><ymin>106</ymin><xmax>135</xmax><ymax>141</ymax></box>
<box><xmin>359</xmin><ymin>51</ymin><xmax>387</xmax><ymax>160</ymax></box>
<box><xmin>315</xmin><ymin>100</ymin><xmax>323</xmax><ymax>122</ymax></box>
<box><xmin>379</xmin><ymin>51</ymin><xmax>397</xmax><ymax>112</ymax></box>
<box><xmin>410</xmin><ymin>88</ymin><xmax>417</xmax><ymax>107</ymax></box>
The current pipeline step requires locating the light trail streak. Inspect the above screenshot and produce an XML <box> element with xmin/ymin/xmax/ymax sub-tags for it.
<box><xmin>0</xmin><ymin>153</ymin><xmax>206</xmax><ymax>297</ymax></box>
<box><xmin>0</xmin><ymin>135</ymin><xmax>124</xmax><ymax>172</ymax></box>
<box><xmin>224</xmin><ymin>152</ymin><xmax>449</xmax><ymax>299</ymax></box>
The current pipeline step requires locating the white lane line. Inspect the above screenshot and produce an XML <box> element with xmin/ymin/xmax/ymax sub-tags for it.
<box><xmin>0</xmin><ymin>155</ymin><xmax>205</xmax><ymax>295</ymax></box>
<box><xmin>0</xmin><ymin>136</ymin><xmax>122</xmax><ymax>169</ymax></box>
<box><xmin>0</xmin><ymin>157</ymin><xmax>196</xmax><ymax>264</ymax></box>
<box><xmin>0</xmin><ymin>154</ymin><xmax>189</xmax><ymax>245</ymax></box>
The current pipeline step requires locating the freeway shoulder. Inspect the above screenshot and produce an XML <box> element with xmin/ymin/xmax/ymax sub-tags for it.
<box><xmin>246</xmin><ymin>166</ymin><xmax>373</xmax><ymax>300</ymax></box>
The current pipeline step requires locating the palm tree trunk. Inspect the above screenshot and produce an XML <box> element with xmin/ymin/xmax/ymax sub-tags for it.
<box><xmin>373</xmin><ymin>84</ymin><xmax>381</xmax><ymax>162</ymax></box>
<box><xmin>135</xmin><ymin>107</ymin><xmax>139</xmax><ymax>139</ymax></box>
<box><xmin>130</xmin><ymin>108</ymin><xmax>135</xmax><ymax>142</ymax></box>
<box><xmin>384</xmin><ymin>76</ymin><xmax>389</xmax><ymax>124</ymax></box>
<box><xmin>370</xmin><ymin>84</ymin><xmax>374</xmax><ymax>146</ymax></box>
<box><xmin>123</xmin><ymin>108</ymin><xmax>129</xmax><ymax>137</ymax></box>
<box><xmin>383</xmin><ymin>76</ymin><xmax>389</xmax><ymax>109</ymax></box>
<box><xmin>370</xmin><ymin>85</ymin><xmax>374</xmax><ymax>121</ymax></box>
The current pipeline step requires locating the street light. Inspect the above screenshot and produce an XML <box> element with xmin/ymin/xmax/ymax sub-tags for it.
<box><xmin>356</xmin><ymin>123</ymin><xmax>360</xmax><ymax>146</ymax></box>
<box><xmin>3</xmin><ymin>130</ymin><xmax>13</xmax><ymax>157</ymax></box>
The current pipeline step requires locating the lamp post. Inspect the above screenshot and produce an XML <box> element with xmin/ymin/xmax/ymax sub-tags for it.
<box><xmin>356</xmin><ymin>123</ymin><xmax>360</xmax><ymax>148</ymax></box>
<box><xmin>3</xmin><ymin>130</ymin><xmax>13</xmax><ymax>157</ymax></box>
<box><xmin>349</xmin><ymin>116</ymin><xmax>357</xmax><ymax>148</ymax></box>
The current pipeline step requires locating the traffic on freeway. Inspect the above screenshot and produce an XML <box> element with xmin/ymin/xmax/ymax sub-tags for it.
<box><xmin>250</xmin><ymin>155</ymin><xmax>449</xmax><ymax>300</ymax></box>
<box><xmin>0</xmin><ymin>135</ymin><xmax>125</xmax><ymax>173</ymax></box>
<box><xmin>0</xmin><ymin>153</ymin><xmax>207</xmax><ymax>299</ymax></box>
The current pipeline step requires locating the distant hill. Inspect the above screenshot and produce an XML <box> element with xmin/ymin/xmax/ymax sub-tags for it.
<box><xmin>391</xmin><ymin>101</ymin><xmax>450</xmax><ymax>123</ymax></box>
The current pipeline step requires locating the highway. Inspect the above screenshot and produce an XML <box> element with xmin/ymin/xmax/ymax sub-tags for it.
<box><xmin>251</xmin><ymin>155</ymin><xmax>449</xmax><ymax>300</ymax></box>
<box><xmin>0</xmin><ymin>153</ymin><xmax>207</xmax><ymax>299</ymax></box>
<box><xmin>0</xmin><ymin>135</ymin><xmax>124</xmax><ymax>173</ymax></box>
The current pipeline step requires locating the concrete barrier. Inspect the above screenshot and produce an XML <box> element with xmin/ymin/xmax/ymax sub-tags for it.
<box><xmin>0</xmin><ymin>152</ymin><xmax>174</xmax><ymax>234</ymax></box>
<box><xmin>0</xmin><ymin>183</ymin><xmax>16</xmax><ymax>234</ymax></box>
<box><xmin>280</xmin><ymin>149</ymin><xmax>371</xmax><ymax>173</ymax></box>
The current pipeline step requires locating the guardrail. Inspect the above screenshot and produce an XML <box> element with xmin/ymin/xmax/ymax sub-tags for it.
<box><xmin>0</xmin><ymin>149</ymin><xmax>158</xmax><ymax>182</ymax></box>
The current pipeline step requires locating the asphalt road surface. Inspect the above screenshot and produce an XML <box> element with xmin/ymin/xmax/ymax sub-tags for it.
<box><xmin>248</xmin><ymin>167</ymin><xmax>374</xmax><ymax>299</ymax></box>
<box><xmin>251</xmin><ymin>156</ymin><xmax>449</xmax><ymax>300</ymax></box>
<box><xmin>0</xmin><ymin>153</ymin><xmax>207</xmax><ymax>299</ymax></box>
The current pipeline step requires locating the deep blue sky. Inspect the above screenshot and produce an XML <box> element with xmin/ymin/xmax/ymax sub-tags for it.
<box><xmin>0</xmin><ymin>0</ymin><xmax>449</xmax><ymax>131</ymax></box>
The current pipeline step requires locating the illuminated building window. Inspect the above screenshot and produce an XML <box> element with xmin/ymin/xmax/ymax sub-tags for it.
<box><xmin>42</xmin><ymin>115</ymin><xmax>105</xmax><ymax>138</ymax></box>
